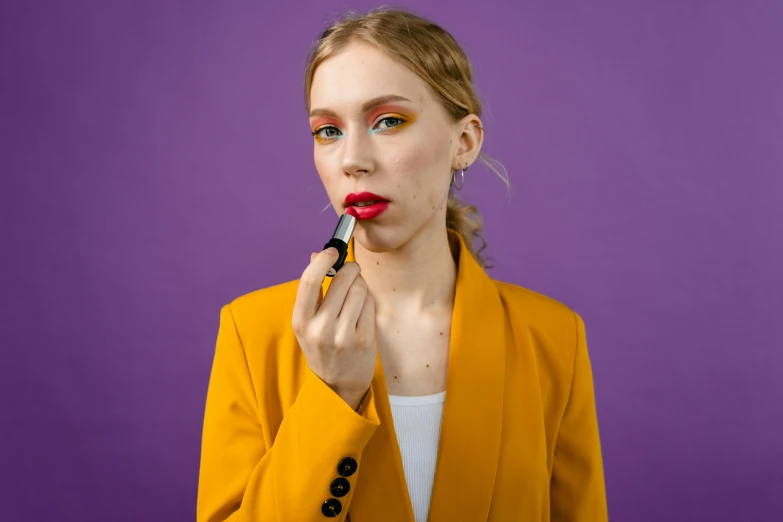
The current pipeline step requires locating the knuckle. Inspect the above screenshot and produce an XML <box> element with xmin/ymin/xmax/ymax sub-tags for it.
<box><xmin>291</xmin><ymin>318</ymin><xmax>304</xmax><ymax>335</ymax></box>
<box><xmin>333</xmin><ymin>331</ymin><xmax>347</xmax><ymax>349</ymax></box>
<box><xmin>309</xmin><ymin>318</ymin><xmax>330</xmax><ymax>344</ymax></box>
<box><xmin>354</xmin><ymin>331</ymin><xmax>370</xmax><ymax>348</ymax></box>
<box><xmin>307</xmin><ymin>331</ymin><xmax>324</xmax><ymax>350</ymax></box>
<box><xmin>299</xmin><ymin>277</ymin><xmax>319</xmax><ymax>291</ymax></box>
<box><xmin>350</xmin><ymin>281</ymin><xmax>368</xmax><ymax>296</ymax></box>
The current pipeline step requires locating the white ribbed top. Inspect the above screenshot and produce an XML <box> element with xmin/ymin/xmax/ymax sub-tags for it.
<box><xmin>387</xmin><ymin>391</ymin><xmax>447</xmax><ymax>522</ymax></box>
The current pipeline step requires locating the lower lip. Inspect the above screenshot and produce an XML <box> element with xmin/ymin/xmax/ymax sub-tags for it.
<box><xmin>348</xmin><ymin>201</ymin><xmax>390</xmax><ymax>220</ymax></box>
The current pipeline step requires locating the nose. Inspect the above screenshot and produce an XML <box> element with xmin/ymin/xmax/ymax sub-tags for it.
<box><xmin>340</xmin><ymin>125</ymin><xmax>375</xmax><ymax>177</ymax></box>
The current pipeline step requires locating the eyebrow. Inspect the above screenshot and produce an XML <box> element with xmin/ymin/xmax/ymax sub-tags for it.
<box><xmin>309</xmin><ymin>94</ymin><xmax>413</xmax><ymax>119</ymax></box>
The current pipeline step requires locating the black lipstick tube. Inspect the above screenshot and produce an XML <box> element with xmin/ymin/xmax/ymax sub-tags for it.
<box><xmin>324</xmin><ymin>212</ymin><xmax>357</xmax><ymax>277</ymax></box>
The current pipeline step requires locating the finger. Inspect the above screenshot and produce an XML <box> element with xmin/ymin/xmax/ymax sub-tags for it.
<box><xmin>319</xmin><ymin>262</ymin><xmax>360</xmax><ymax>321</ymax></box>
<box><xmin>295</xmin><ymin>248</ymin><xmax>339</xmax><ymax>323</ymax></box>
<box><xmin>336</xmin><ymin>275</ymin><xmax>367</xmax><ymax>332</ymax></box>
<box><xmin>356</xmin><ymin>290</ymin><xmax>376</xmax><ymax>340</ymax></box>
<box><xmin>316</xmin><ymin>280</ymin><xmax>324</xmax><ymax>309</ymax></box>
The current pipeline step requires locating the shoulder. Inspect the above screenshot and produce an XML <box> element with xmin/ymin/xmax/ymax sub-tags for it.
<box><xmin>491</xmin><ymin>278</ymin><xmax>585</xmax><ymax>384</ymax></box>
<box><xmin>229</xmin><ymin>278</ymin><xmax>300</xmax><ymax>312</ymax></box>
<box><xmin>222</xmin><ymin>278</ymin><xmax>302</xmax><ymax>341</ymax></box>
<box><xmin>492</xmin><ymin>278</ymin><xmax>580</xmax><ymax>331</ymax></box>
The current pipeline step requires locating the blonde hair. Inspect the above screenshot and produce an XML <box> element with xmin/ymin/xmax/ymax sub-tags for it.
<box><xmin>304</xmin><ymin>6</ymin><xmax>510</xmax><ymax>270</ymax></box>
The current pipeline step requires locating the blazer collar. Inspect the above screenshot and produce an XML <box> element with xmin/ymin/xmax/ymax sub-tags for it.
<box><xmin>323</xmin><ymin>229</ymin><xmax>507</xmax><ymax>521</ymax></box>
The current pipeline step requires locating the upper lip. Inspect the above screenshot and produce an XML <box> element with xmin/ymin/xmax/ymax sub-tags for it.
<box><xmin>343</xmin><ymin>192</ymin><xmax>389</xmax><ymax>208</ymax></box>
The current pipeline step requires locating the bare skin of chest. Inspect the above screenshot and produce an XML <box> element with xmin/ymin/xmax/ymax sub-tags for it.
<box><xmin>375</xmin><ymin>311</ymin><xmax>452</xmax><ymax>396</ymax></box>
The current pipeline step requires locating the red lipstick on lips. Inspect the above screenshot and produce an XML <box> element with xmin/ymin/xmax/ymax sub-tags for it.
<box><xmin>343</xmin><ymin>191</ymin><xmax>390</xmax><ymax>221</ymax></box>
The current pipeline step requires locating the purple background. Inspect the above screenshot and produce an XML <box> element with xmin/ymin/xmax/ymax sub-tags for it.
<box><xmin>1</xmin><ymin>1</ymin><xmax>781</xmax><ymax>520</ymax></box>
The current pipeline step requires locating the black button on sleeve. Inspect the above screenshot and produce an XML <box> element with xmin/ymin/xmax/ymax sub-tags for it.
<box><xmin>330</xmin><ymin>477</ymin><xmax>350</xmax><ymax>497</ymax></box>
<box><xmin>321</xmin><ymin>498</ymin><xmax>342</xmax><ymax>517</ymax></box>
<box><xmin>337</xmin><ymin>457</ymin><xmax>358</xmax><ymax>477</ymax></box>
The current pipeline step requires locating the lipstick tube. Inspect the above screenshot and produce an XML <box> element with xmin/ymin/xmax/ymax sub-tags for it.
<box><xmin>324</xmin><ymin>212</ymin><xmax>357</xmax><ymax>277</ymax></box>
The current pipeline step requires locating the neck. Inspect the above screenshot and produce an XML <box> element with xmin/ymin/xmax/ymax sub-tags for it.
<box><xmin>352</xmin><ymin>226</ymin><xmax>458</xmax><ymax>318</ymax></box>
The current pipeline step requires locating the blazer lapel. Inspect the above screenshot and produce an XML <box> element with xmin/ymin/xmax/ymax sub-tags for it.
<box><xmin>321</xmin><ymin>229</ymin><xmax>506</xmax><ymax>522</ymax></box>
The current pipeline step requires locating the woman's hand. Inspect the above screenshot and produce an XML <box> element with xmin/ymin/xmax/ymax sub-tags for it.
<box><xmin>292</xmin><ymin>247</ymin><xmax>378</xmax><ymax>410</ymax></box>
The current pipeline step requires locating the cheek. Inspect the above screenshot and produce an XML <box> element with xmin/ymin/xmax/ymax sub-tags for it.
<box><xmin>390</xmin><ymin>138</ymin><xmax>450</xmax><ymax>207</ymax></box>
<box><xmin>393</xmin><ymin>132</ymin><xmax>448</xmax><ymax>177</ymax></box>
<box><xmin>313</xmin><ymin>154</ymin><xmax>330</xmax><ymax>183</ymax></box>
<box><xmin>390</xmin><ymin>152</ymin><xmax>420</xmax><ymax>179</ymax></box>
<box><xmin>313</xmin><ymin>156</ymin><xmax>340</xmax><ymax>204</ymax></box>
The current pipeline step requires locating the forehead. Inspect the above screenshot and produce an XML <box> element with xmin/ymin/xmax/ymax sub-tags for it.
<box><xmin>309</xmin><ymin>41</ymin><xmax>430</xmax><ymax>112</ymax></box>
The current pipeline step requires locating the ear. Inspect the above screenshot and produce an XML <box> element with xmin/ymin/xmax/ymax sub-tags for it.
<box><xmin>451</xmin><ymin>114</ymin><xmax>484</xmax><ymax>170</ymax></box>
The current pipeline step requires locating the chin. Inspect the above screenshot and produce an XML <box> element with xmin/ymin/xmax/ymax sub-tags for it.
<box><xmin>351</xmin><ymin>224</ymin><xmax>413</xmax><ymax>254</ymax></box>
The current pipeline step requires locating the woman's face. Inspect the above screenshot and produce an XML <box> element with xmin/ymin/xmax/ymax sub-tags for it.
<box><xmin>308</xmin><ymin>41</ymin><xmax>473</xmax><ymax>250</ymax></box>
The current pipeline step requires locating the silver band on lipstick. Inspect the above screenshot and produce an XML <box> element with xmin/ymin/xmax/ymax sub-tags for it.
<box><xmin>332</xmin><ymin>213</ymin><xmax>356</xmax><ymax>244</ymax></box>
<box><xmin>324</xmin><ymin>212</ymin><xmax>357</xmax><ymax>277</ymax></box>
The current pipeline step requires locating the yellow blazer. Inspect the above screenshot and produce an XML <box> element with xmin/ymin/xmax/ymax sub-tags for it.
<box><xmin>197</xmin><ymin>228</ymin><xmax>607</xmax><ymax>521</ymax></box>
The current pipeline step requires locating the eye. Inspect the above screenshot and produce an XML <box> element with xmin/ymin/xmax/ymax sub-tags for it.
<box><xmin>374</xmin><ymin>116</ymin><xmax>406</xmax><ymax>130</ymax></box>
<box><xmin>312</xmin><ymin>126</ymin><xmax>342</xmax><ymax>140</ymax></box>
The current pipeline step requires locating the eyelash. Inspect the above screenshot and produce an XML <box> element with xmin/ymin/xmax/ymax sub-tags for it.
<box><xmin>311</xmin><ymin>116</ymin><xmax>407</xmax><ymax>141</ymax></box>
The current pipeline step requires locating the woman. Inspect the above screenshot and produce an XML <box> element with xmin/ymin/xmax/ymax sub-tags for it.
<box><xmin>197</xmin><ymin>7</ymin><xmax>607</xmax><ymax>522</ymax></box>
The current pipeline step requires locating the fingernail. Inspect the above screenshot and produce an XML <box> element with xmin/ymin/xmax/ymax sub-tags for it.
<box><xmin>326</xmin><ymin>247</ymin><xmax>338</xmax><ymax>255</ymax></box>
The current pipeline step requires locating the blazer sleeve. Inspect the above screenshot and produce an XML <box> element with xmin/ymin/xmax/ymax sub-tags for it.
<box><xmin>197</xmin><ymin>303</ymin><xmax>381</xmax><ymax>521</ymax></box>
<box><xmin>550</xmin><ymin>311</ymin><xmax>609</xmax><ymax>521</ymax></box>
